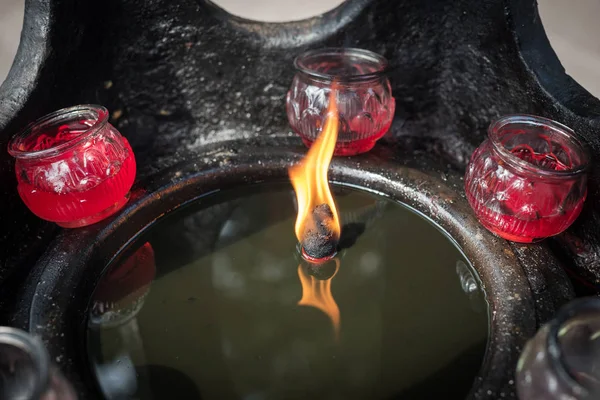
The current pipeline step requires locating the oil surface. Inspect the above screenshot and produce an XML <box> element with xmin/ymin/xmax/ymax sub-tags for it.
<box><xmin>86</xmin><ymin>183</ymin><xmax>489</xmax><ymax>400</ymax></box>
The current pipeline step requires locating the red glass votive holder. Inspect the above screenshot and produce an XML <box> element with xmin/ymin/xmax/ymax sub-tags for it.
<box><xmin>8</xmin><ymin>105</ymin><xmax>136</xmax><ymax>228</ymax></box>
<box><xmin>464</xmin><ymin>115</ymin><xmax>589</xmax><ymax>243</ymax></box>
<box><xmin>286</xmin><ymin>48</ymin><xmax>396</xmax><ymax>156</ymax></box>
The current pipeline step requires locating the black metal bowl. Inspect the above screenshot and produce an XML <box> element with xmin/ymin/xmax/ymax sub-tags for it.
<box><xmin>2</xmin><ymin>0</ymin><xmax>599</xmax><ymax>397</ymax></box>
<box><xmin>9</xmin><ymin>138</ymin><xmax>573</xmax><ymax>399</ymax></box>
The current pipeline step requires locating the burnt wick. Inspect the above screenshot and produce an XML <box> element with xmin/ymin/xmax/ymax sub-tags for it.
<box><xmin>301</xmin><ymin>203</ymin><xmax>339</xmax><ymax>260</ymax></box>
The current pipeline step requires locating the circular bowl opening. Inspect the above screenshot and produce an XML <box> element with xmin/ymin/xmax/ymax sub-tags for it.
<box><xmin>85</xmin><ymin>182</ymin><xmax>489</xmax><ymax>399</ymax></box>
<box><xmin>17</xmin><ymin>146</ymin><xmax>544</xmax><ymax>399</ymax></box>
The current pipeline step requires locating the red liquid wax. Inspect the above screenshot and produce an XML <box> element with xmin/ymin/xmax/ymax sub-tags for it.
<box><xmin>298</xmin><ymin>116</ymin><xmax>394</xmax><ymax>156</ymax></box>
<box><xmin>465</xmin><ymin>144</ymin><xmax>586</xmax><ymax>243</ymax></box>
<box><xmin>15</xmin><ymin>121</ymin><xmax>136</xmax><ymax>228</ymax></box>
<box><xmin>286</xmin><ymin>49</ymin><xmax>395</xmax><ymax>157</ymax></box>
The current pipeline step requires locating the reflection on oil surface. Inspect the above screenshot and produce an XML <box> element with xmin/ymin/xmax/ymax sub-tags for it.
<box><xmin>87</xmin><ymin>183</ymin><xmax>489</xmax><ymax>400</ymax></box>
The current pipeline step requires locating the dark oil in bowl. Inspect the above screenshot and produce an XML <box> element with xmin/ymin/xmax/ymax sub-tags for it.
<box><xmin>86</xmin><ymin>183</ymin><xmax>489</xmax><ymax>400</ymax></box>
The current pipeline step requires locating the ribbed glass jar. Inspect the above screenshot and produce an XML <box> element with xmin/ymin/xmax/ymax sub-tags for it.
<box><xmin>8</xmin><ymin>105</ymin><xmax>136</xmax><ymax>228</ymax></box>
<box><xmin>286</xmin><ymin>48</ymin><xmax>395</xmax><ymax>156</ymax></box>
<box><xmin>464</xmin><ymin>115</ymin><xmax>589</xmax><ymax>243</ymax></box>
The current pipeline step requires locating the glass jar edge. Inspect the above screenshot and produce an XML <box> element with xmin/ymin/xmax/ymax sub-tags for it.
<box><xmin>7</xmin><ymin>104</ymin><xmax>110</xmax><ymax>161</ymax></box>
<box><xmin>487</xmin><ymin>114</ymin><xmax>591</xmax><ymax>179</ymax></box>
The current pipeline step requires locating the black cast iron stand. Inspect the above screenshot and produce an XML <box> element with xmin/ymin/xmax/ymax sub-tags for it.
<box><xmin>1</xmin><ymin>0</ymin><xmax>599</xmax><ymax>398</ymax></box>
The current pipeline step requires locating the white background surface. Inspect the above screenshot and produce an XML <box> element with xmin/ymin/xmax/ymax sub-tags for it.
<box><xmin>1</xmin><ymin>0</ymin><xmax>599</xmax><ymax>98</ymax></box>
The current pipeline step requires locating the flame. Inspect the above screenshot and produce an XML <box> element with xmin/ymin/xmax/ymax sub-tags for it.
<box><xmin>289</xmin><ymin>87</ymin><xmax>341</xmax><ymax>244</ymax></box>
<box><xmin>297</xmin><ymin>261</ymin><xmax>340</xmax><ymax>341</ymax></box>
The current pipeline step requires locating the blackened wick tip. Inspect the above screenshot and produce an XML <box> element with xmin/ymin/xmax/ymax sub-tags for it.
<box><xmin>301</xmin><ymin>203</ymin><xmax>339</xmax><ymax>260</ymax></box>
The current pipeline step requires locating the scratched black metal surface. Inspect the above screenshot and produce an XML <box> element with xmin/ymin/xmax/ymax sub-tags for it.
<box><xmin>0</xmin><ymin>0</ymin><xmax>598</xmax><ymax>398</ymax></box>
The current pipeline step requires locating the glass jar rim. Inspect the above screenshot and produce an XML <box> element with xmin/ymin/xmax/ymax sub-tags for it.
<box><xmin>7</xmin><ymin>104</ymin><xmax>109</xmax><ymax>160</ymax></box>
<box><xmin>0</xmin><ymin>327</ymin><xmax>50</xmax><ymax>399</ymax></box>
<box><xmin>546</xmin><ymin>297</ymin><xmax>600</xmax><ymax>398</ymax></box>
<box><xmin>488</xmin><ymin>114</ymin><xmax>591</xmax><ymax>179</ymax></box>
<box><xmin>294</xmin><ymin>47</ymin><xmax>390</xmax><ymax>83</ymax></box>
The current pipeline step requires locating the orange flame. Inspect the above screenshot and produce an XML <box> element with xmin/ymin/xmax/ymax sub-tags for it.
<box><xmin>288</xmin><ymin>87</ymin><xmax>341</xmax><ymax>243</ymax></box>
<box><xmin>297</xmin><ymin>261</ymin><xmax>340</xmax><ymax>341</ymax></box>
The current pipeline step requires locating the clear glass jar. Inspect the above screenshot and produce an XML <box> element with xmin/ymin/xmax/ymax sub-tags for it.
<box><xmin>8</xmin><ymin>105</ymin><xmax>137</xmax><ymax>228</ymax></box>
<box><xmin>0</xmin><ymin>327</ymin><xmax>77</xmax><ymax>400</ymax></box>
<box><xmin>516</xmin><ymin>297</ymin><xmax>600</xmax><ymax>400</ymax></box>
<box><xmin>464</xmin><ymin>115</ymin><xmax>589</xmax><ymax>243</ymax></box>
<box><xmin>286</xmin><ymin>48</ymin><xmax>395</xmax><ymax>156</ymax></box>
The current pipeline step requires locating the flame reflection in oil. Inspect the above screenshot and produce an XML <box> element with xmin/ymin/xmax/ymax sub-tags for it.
<box><xmin>297</xmin><ymin>259</ymin><xmax>341</xmax><ymax>342</ymax></box>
